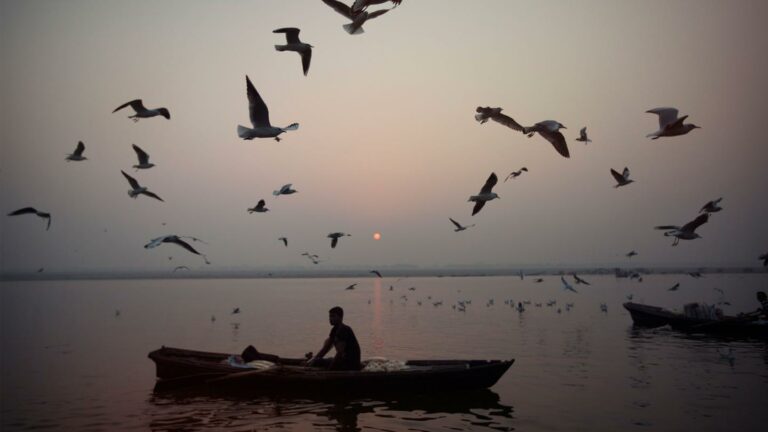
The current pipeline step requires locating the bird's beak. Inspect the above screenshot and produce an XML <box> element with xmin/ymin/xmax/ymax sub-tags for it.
<box><xmin>561</xmin><ymin>126</ymin><xmax>567</xmax><ymax>129</ymax></box>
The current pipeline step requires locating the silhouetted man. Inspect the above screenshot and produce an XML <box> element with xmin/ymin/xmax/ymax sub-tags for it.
<box><xmin>307</xmin><ymin>306</ymin><xmax>361</xmax><ymax>371</ymax></box>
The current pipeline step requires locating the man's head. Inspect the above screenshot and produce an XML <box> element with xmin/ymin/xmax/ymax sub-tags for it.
<box><xmin>329</xmin><ymin>306</ymin><xmax>344</xmax><ymax>326</ymax></box>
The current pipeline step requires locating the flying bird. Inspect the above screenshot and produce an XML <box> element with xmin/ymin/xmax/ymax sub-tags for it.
<box><xmin>232</xmin><ymin>307</ymin><xmax>240</xmax><ymax>314</ymax></box>
<box><xmin>449</xmin><ymin>217</ymin><xmax>475</xmax><ymax>232</ymax></box>
<box><xmin>504</xmin><ymin>167</ymin><xmax>528</xmax><ymax>182</ymax></box>
<box><xmin>278</xmin><ymin>237</ymin><xmax>288</xmax><ymax>247</ymax></box>
<box><xmin>273</xmin><ymin>184</ymin><xmax>298</xmax><ymax>196</ymax></box>
<box><xmin>561</xmin><ymin>276</ymin><xmax>578</xmax><ymax>293</ymax></box>
<box><xmin>575</xmin><ymin>127</ymin><xmax>592</xmax><ymax>144</ymax></box>
<box><xmin>626</xmin><ymin>250</ymin><xmax>638</xmax><ymax>258</ymax></box>
<box><xmin>248</xmin><ymin>200</ymin><xmax>269</xmax><ymax>213</ymax></box>
<box><xmin>66</xmin><ymin>141</ymin><xmax>87</xmax><ymax>161</ymax></box>
<box><xmin>689</xmin><ymin>272</ymin><xmax>703</xmax><ymax>278</ymax></box>
<box><xmin>237</xmin><ymin>75</ymin><xmax>299</xmax><ymax>141</ymax></box>
<box><xmin>345</xmin><ymin>283</ymin><xmax>358</xmax><ymax>290</ymax></box>
<box><xmin>7</xmin><ymin>207</ymin><xmax>52</xmax><ymax>230</ymax></box>
<box><xmin>475</xmin><ymin>108</ymin><xmax>569</xmax><ymax>158</ymax></box>
<box><xmin>121</xmin><ymin>171</ymin><xmax>164</xmax><ymax>202</ymax></box>
<box><xmin>370</xmin><ymin>270</ymin><xmax>383</xmax><ymax>278</ymax></box>
<box><xmin>113</xmin><ymin>99</ymin><xmax>170</xmax><ymax>121</ymax></box>
<box><xmin>144</xmin><ymin>235</ymin><xmax>210</xmax><ymax>264</ymax></box>
<box><xmin>328</xmin><ymin>232</ymin><xmax>351</xmax><ymax>248</ymax></box>
<box><xmin>759</xmin><ymin>253</ymin><xmax>767</xmax><ymax>267</ymax></box>
<box><xmin>646</xmin><ymin>107</ymin><xmax>700</xmax><ymax>139</ymax></box>
<box><xmin>655</xmin><ymin>213</ymin><xmax>709</xmax><ymax>246</ymax></box>
<box><xmin>468</xmin><ymin>172</ymin><xmax>500</xmax><ymax>216</ymax></box>
<box><xmin>131</xmin><ymin>144</ymin><xmax>155</xmax><ymax>170</ymax></box>
<box><xmin>321</xmin><ymin>0</ymin><xmax>394</xmax><ymax>35</ymax></box>
<box><xmin>572</xmin><ymin>274</ymin><xmax>591</xmax><ymax>286</ymax></box>
<box><xmin>273</xmin><ymin>28</ymin><xmax>313</xmax><ymax>76</ymax></box>
<box><xmin>610</xmin><ymin>167</ymin><xmax>634</xmax><ymax>188</ymax></box>
<box><xmin>700</xmin><ymin>198</ymin><xmax>723</xmax><ymax>214</ymax></box>
<box><xmin>668</xmin><ymin>283</ymin><xmax>680</xmax><ymax>291</ymax></box>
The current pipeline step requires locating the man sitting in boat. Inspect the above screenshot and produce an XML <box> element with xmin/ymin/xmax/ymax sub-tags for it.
<box><xmin>757</xmin><ymin>291</ymin><xmax>768</xmax><ymax>318</ymax></box>
<box><xmin>306</xmin><ymin>306</ymin><xmax>362</xmax><ymax>371</ymax></box>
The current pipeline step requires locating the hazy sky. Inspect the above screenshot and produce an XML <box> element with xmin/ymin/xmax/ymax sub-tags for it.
<box><xmin>1</xmin><ymin>0</ymin><xmax>767</xmax><ymax>273</ymax></box>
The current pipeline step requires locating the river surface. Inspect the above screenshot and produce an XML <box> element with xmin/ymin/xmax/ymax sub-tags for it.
<box><xmin>1</xmin><ymin>274</ymin><xmax>767</xmax><ymax>431</ymax></box>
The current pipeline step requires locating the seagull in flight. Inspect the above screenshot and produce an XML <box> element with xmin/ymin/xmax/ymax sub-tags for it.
<box><xmin>131</xmin><ymin>144</ymin><xmax>155</xmax><ymax>170</ymax></box>
<box><xmin>145</xmin><ymin>235</ymin><xmax>210</xmax><ymax>264</ymax></box>
<box><xmin>504</xmin><ymin>167</ymin><xmax>528</xmax><ymax>182</ymax></box>
<box><xmin>247</xmin><ymin>200</ymin><xmax>269</xmax><ymax>213</ymax></box>
<box><xmin>469</xmin><ymin>172</ymin><xmax>500</xmax><ymax>216</ymax></box>
<box><xmin>449</xmin><ymin>217</ymin><xmax>475</xmax><ymax>232</ymax></box>
<box><xmin>237</xmin><ymin>75</ymin><xmax>298</xmax><ymax>141</ymax></box>
<box><xmin>113</xmin><ymin>99</ymin><xmax>170</xmax><ymax>122</ymax></box>
<box><xmin>572</xmin><ymin>274</ymin><xmax>591</xmax><ymax>286</ymax></box>
<box><xmin>561</xmin><ymin>276</ymin><xmax>578</xmax><ymax>293</ymax></box>
<box><xmin>575</xmin><ymin>127</ymin><xmax>592</xmax><ymax>144</ymax></box>
<box><xmin>121</xmin><ymin>171</ymin><xmax>164</xmax><ymax>202</ymax></box>
<box><xmin>274</xmin><ymin>28</ymin><xmax>313</xmax><ymax>76</ymax></box>
<box><xmin>646</xmin><ymin>107</ymin><xmax>700</xmax><ymax>139</ymax></box>
<box><xmin>278</xmin><ymin>237</ymin><xmax>288</xmax><ymax>247</ymax></box>
<box><xmin>66</xmin><ymin>141</ymin><xmax>87</xmax><ymax>161</ymax></box>
<box><xmin>345</xmin><ymin>283</ymin><xmax>358</xmax><ymax>290</ymax></box>
<box><xmin>700</xmin><ymin>198</ymin><xmax>723</xmax><ymax>214</ymax></box>
<box><xmin>655</xmin><ymin>213</ymin><xmax>709</xmax><ymax>246</ymax></box>
<box><xmin>626</xmin><ymin>250</ymin><xmax>638</xmax><ymax>258</ymax></box>
<box><xmin>610</xmin><ymin>167</ymin><xmax>634</xmax><ymax>188</ymax></box>
<box><xmin>688</xmin><ymin>272</ymin><xmax>703</xmax><ymax>278</ymax></box>
<box><xmin>759</xmin><ymin>252</ymin><xmax>767</xmax><ymax>267</ymax></box>
<box><xmin>232</xmin><ymin>307</ymin><xmax>240</xmax><ymax>314</ymax></box>
<box><xmin>273</xmin><ymin>184</ymin><xmax>298</xmax><ymax>196</ymax></box>
<box><xmin>668</xmin><ymin>283</ymin><xmax>680</xmax><ymax>291</ymax></box>
<box><xmin>7</xmin><ymin>207</ymin><xmax>52</xmax><ymax>230</ymax></box>
<box><xmin>370</xmin><ymin>270</ymin><xmax>383</xmax><ymax>278</ymax></box>
<box><xmin>321</xmin><ymin>0</ymin><xmax>394</xmax><ymax>35</ymax></box>
<box><xmin>328</xmin><ymin>232</ymin><xmax>351</xmax><ymax>248</ymax></box>
<box><xmin>475</xmin><ymin>107</ymin><xmax>570</xmax><ymax>158</ymax></box>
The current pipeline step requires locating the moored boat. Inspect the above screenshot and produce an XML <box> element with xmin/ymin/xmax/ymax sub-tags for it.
<box><xmin>148</xmin><ymin>346</ymin><xmax>514</xmax><ymax>394</ymax></box>
<box><xmin>623</xmin><ymin>302</ymin><xmax>768</xmax><ymax>337</ymax></box>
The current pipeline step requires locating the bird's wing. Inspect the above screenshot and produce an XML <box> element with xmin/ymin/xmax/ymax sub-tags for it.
<box><xmin>121</xmin><ymin>170</ymin><xmax>141</xmax><ymax>189</ymax></box>
<box><xmin>321</xmin><ymin>0</ymin><xmax>354</xmax><ymax>18</ymax></box>
<box><xmin>331</xmin><ymin>237</ymin><xmax>339</xmax><ymax>248</ymax></box>
<box><xmin>113</xmin><ymin>99</ymin><xmax>145</xmax><ymax>113</ymax></box>
<box><xmin>273</xmin><ymin>27</ymin><xmax>301</xmax><ymax>44</ymax></box>
<box><xmin>132</xmin><ymin>144</ymin><xmax>149</xmax><ymax>164</ymax></box>
<box><xmin>301</xmin><ymin>49</ymin><xmax>312</xmax><ymax>76</ymax></box>
<box><xmin>539</xmin><ymin>130</ymin><xmax>570</xmax><ymax>158</ymax></box>
<box><xmin>713</xmin><ymin>197</ymin><xmax>723</xmax><ymax>205</ymax></box>
<box><xmin>654</xmin><ymin>225</ymin><xmax>680</xmax><ymax>230</ymax></box>
<box><xmin>281</xmin><ymin>184</ymin><xmax>292</xmax><ymax>192</ymax></box>
<box><xmin>366</xmin><ymin>8</ymin><xmax>391</xmax><ymax>20</ymax></box>
<box><xmin>681</xmin><ymin>213</ymin><xmax>708</xmax><ymax>233</ymax></box>
<box><xmin>45</xmin><ymin>215</ymin><xmax>51</xmax><ymax>230</ymax></box>
<box><xmin>490</xmin><ymin>113</ymin><xmax>525</xmax><ymax>132</ymax></box>
<box><xmin>610</xmin><ymin>169</ymin><xmax>624</xmax><ymax>184</ymax></box>
<box><xmin>449</xmin><ymin>217</ymin><xmax>462</xmax><ymax>229</ymax></box>
<box><xmin>170</xmin><ymin>238</ymin><xmax>202</xmax><ymax>255</ymax></box>
<box><xmin>471</xmin><ymin>200</ymin><xmax>486</xmax><ymax>216</ymax></box>
<box><xmin>257</xmin><ymin>199</ymin><xmax>266</xmax><ymax>208</ymax></box>
<box><xmin>480</xmin><ymin>172</ymin><xmax>498</xmax><ymax>194</ymax></box>
<box><xmin>622</xmin><ymin>167</ymin><xmax>631</xmax><ymax>180</ymax></box>
<box><xmin>579</xmin><ymin>127</ymin><xmax>587</xmax><ymax>138</ymax></box>
<box><xmin>246</xmin><ymin>76</ymin><xmax>271</xmax><ymax>128</ymax></box>
<box><xmin>646</xmin><ymin>107</ymin><xmax>679</xmax><ymax>129</ymax></box>
<box><xmin>8</xmin><ymin>207</ymin><xmax>38</xmax><ymax>216</ymax></box>
<box><xmin>371</xmin><ymin>270</ymin><xmax>382</xmax><ymax>278</ymax></box>
<box><xmin>141</xmin><ymin>190</ymin><xmax>164</xmax><ymax>202</ymax></box>
<box><xmin>74</xmin><ymin>141</ymin><xmax>85</xmax><ymax>156</ymax></box>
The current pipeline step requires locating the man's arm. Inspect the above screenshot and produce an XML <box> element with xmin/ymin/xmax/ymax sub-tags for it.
<box><xmin>308</xmin><ymin>337</ymin><xmax>332</xmax><ymax>365</ymax></box>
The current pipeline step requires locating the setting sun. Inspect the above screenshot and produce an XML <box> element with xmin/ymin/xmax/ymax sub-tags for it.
<box><xmin>373</xmin><ymin>232</ymin><xmax>382</xmax><ymax>241</ymax></box>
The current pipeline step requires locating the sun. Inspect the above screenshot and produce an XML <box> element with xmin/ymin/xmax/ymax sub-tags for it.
<box><xmin>373</xmin><ymin>232</ymin><xmax>382</xmax><ymax>241</ymax></box>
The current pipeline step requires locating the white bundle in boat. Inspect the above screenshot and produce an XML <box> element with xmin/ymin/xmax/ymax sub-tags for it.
<box><xmin>362</xmin><ymin>357</ymin><xmax>409</xmax><ymax>372</ymax></box>
<box><xmin>224</xmin><ymin>355</ymin><xmax>276</xmax><ymax>370</ymax></box>
<box><xmin>246</xmin><ymin>360</ymin><xmax>277</xmax><ymax>370</ymax></box>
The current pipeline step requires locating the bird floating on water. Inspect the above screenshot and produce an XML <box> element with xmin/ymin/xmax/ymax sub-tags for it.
<box><xmin>66</xmin><ymin>141</ymin><xmax>87</xmax><ymax>161</ymax></box>
<box><xmin>321</xmin><ymin>0</ymin><xmax>395</xmax><ymax>35</ymax></box>
<box><xmin>273</xmin><ymin>28</ymin><xmax>313</xmax><ymax>76</ymax></box>
<box><xmin>121</xmin><ymin>171</ymin><xmax>164</xmax><ymax>202</ymax></box>
<box><xmin>145</xmin><ymin>235</ymin><xmax>210</xmax><ymax>264</ymax></box>
<box><xmin>504</xmin><ymin>167</ymin><xmax>528</xmax><ymax>182</ymax></box>
<box><xmin>113</xmin><ymin>99</ymin><xmax>170</xmax><ymax>122</ymax></box>
<box><xmin>610</xmin><ymin>167</ymin><xmax>634</xmax><ymax>188</ymax></box>
<box><xmin>655</xmin><ymin>213</ymin><xmax>709</xmax><ymax>246</ymax></box>
<box><xmin>238</xmin><ymin>76</ymin><xmax>298</xmax><ymax>141</ymax></box>
<box><xmin>131</xmin><ymin>144</ymin><xmax>155</xmax><ymax>170</ymax></box>
<box><xmin>328</xmin><ymin>232</ymin><xmax>351</xmax><ymax>248</ymax></box>
<box><xmin>273</xmin><ymin>184</ymin><xmax>298</xmax><ymax>196</ymax></box>
<box><xmin>475</xmin><ymin>107</ymin><xmax>570</xmax><ymax>158</ymax></box>
<box><xmin>469</xmin><ymin>173</ymin><xmax>499</xmax><ymax>216</ymax></box>
<box><xmin>700</xmin><ymin>198</ymin><xmax>723</xmax><ymax>214</ymax></box>
<box><xmin>173</xmin><ymin>266</ymin><xmax>190</xmax><ymax>272</ymax></box>
<box><xmin>449</xmin><ymin>217</ymin><xmax>475</xmax><ymax>232</ymax></box>
<box><xmin>7</xmin><ymin>207</ymin><xmax>52</xmax><ymax>230</ymax></box>
<box><xmin>646</xmin><ymin>107</ymin><xmax>700</xmax><ymax>139</ymax></box>
<box><xmin>248</xmin><ymin>200</ymin><xmax>269</xmax><ymax>213</ymax></box>
<box><xmin>575</xmin><ymin>127</ymin><xmax>592</xmax><ymax>144</ymax></box>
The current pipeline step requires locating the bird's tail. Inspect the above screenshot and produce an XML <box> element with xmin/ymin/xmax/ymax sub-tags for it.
<box><xmin>343</xmin><ymin>23</ymin><xmax>364</xmax><ymax>35</ymax></box>
<box><xmin>237</xmin><ymin>125</ymin><xmax>253</xmax><ymax>139</ymax></box>
<box><xmin>282</xmin><ymin>123</ymin><xmax>299</xmax><ymax>131</ymax></box>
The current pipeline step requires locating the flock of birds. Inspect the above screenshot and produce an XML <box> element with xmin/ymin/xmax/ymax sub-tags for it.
<box><xmin>5</xmin><ymin>0</ymin><xmax>767</xmax><ymax>276</ymax></box>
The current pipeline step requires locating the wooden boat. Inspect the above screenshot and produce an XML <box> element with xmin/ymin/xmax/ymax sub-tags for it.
<box><xmin>148</xmin><ymin>346</ymin><xmax>514</xmax><ymax>394</ymax></box>
<box><xmin>623</xmin><ymin>302</ymin><xmax>768</xmax><ymax>337</ymax></box>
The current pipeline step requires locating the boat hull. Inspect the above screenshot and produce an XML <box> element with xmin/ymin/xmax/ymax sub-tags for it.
<box><xmin>623</xmin><ymin>302</ymin><xmax>768</xmax><ymax>337</ymax></box>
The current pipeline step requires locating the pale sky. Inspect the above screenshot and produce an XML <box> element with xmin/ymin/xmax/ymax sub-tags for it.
<box><xmin>1</xmin><ymin>0</ymin><xmax>767</xmax><ymax>273</ymax></box>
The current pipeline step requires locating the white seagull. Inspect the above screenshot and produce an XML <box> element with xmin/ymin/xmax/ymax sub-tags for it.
<box><xmin>113</xmin><ymin>99</ymin><xmax>170</xmax><ymax>122</ymax></box>
<box><xmin>248</xmin><ymin>200</ymin><xmax>269</xmax><ymax>213</ymax></box>
<box><xmin>700</xmin><ymin>198</ymin><xmax>723</xmax><ymax>214</ymax></box>
<box><xmin>237</xmin><ymin>75</ymin><xmax>299</xmax><ymax>141</ymax></box>
<box><xmin>561</xmin><ymin>276</ymin><xmax>578</xmax><ymax>293</ymax></box>
<box><xmin>469</xmin><ymin>172</ymin><xmax>500</xmax><ymax>216</ymax></box>
<box><xmin>274</xmin><ymin>28</ymin><xmax>313</xmax><ymax>76</ymax></box>
<box><xmin>273</xmin><ymin>184</ymin><xmax>298</xmax><ymax>196</ymax></box>
<box><xmin>655</xmin><ymin>213</ymin><xmax>709</xmax><ymax>246</ymax></box>
<box><xmin>7</xmin><ymin>207</ymin><xmax>52</xmax><ymax>230</ymax></box>
<box><xmin>321</xmin><ymin>0</ymin><xmax>394</xmax><ymax>35</ymax></box>
<box><xmin>575</xmin><ymin>127</ymin><xmax>592</xmax><ymax>144</ymax></box>
<box><xmin>475</xmin><ymin>107</ymin><xmax>570</xmax><ymax>158</ymax></box>
<box><xmin>66</xmin><ymin>141</ymin><xmax>87</xmax><ymax>161</ymax></box>
<box><xmin>449</xmin><ymin>217</ymin><xmax>475</xmax><ymax>232</ymax></box>
<box><xmin>328</xmin><ymin>232</ymin><xmax>351</xmax><ymax>248</ymax></box>
<box><xmin>121</xmin><ymin>171</ymin><xmax>164</xmax><ymax>202</ymax></box>
<box><xmin>504</xmin><ymin>167</ymin><xmax>528</xmax><ymax>182</ymax></box>
<box><xmin>610</xmin><ymin>167</ymin><xmax>634</xmax><ymax>188</ymax></box>
<box><xmin>278</xmin><ymin>237</ymin><xmax>288</xmax><ymax>247</ymax></box>
<box><xmin>131</xmin><ymin>144</ymin><xmax>155</xmax><ymax>170</ymax></box>
<box><xmin>145</xmin><ymin>235</ymin><xmax>210</xmax><ymax>264</ymax></box>
<box><xmin>646</xmin><ymin>107</ymin><xmax>700</xmax><ymax>139</ymax></box>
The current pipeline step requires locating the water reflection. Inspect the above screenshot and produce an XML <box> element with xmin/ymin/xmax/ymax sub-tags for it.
<box><xmin>147</xmin><ymin>389</ymin><xmax>514</xmax><ymax>431</ymax></box>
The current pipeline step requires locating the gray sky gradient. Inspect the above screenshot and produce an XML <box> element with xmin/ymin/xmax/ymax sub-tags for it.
<box><xmin>1</xmin><ymin>0</ymin><xmax>767</xmax><ymax>273</ymax></box>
